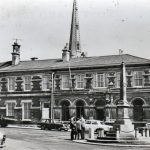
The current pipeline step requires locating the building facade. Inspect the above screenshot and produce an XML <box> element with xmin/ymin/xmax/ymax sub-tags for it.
<box><xmin>0</xmin><ymin>0</ymin><xmax>150</xmax><ymax>126</ymax></box>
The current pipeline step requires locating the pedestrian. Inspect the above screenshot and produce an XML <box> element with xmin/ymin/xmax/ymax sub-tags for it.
<box><xmin>80</xmin><ymin>115</ymin><xmax>85</xmax><ymax>139</ymax></box>
<box><xmin>76</xmin><ymin>118</ymin><xmax>82</xmax><ymax>140</ymax></box>
<box><xmin>70</xmin><ymin>116</ymin><xmax>77</xmax><ymax>140</ymax></box>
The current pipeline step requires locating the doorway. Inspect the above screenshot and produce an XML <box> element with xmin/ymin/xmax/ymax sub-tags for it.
<box><xmin>76</xmin><ymin>100</ymin><xmax>85</xmax><ymax>119</ymax></box>
<box><xmin>60</xmin><ymin>100</ymin><xmax>70</xmax><ymax>121</ymax></box>
<box><xmin>133</xmin><ymin>98</ymin><xmax>144</xmax><ymax>121</ymax></box>
<box><xmin>95</xmin><ymin>100</ymin><xmax>105</xmax><ymax>121</ymax></box>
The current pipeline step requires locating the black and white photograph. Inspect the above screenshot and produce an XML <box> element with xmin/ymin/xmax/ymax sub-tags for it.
<box><xmin>0</xmin><ymin>0</ymin><xmax>150</xmax><ymax>149</ymax></box>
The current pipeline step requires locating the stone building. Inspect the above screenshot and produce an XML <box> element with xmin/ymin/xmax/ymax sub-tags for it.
<box><xmin>0</xmin><ymin>0</ymin><xmax>150</xmax><ymax>126</ymax></box>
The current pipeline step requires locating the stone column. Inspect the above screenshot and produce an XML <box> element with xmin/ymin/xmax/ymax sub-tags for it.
<box><xmin>114</xmin><ymin>62</ymin><xmax>135</xmax><ymax>140</ymax></box>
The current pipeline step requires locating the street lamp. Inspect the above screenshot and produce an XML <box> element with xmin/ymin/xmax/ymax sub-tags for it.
<box><xmin>105</xmin><ymin>86</ymin><xmax>113</xmax><ymax>122</ymax></box>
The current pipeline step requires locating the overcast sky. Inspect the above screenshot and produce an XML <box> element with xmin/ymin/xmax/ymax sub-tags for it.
<box><xmin>0</xmin><ymin>0</ymin><xmax>150</xmax><ymax>62</ymax></box>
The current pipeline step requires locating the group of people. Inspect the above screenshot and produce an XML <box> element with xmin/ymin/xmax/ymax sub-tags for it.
<box><xmin>70</xmin><ymin>115</ymin><xmax>85</xmax><ymax>140</ymax></box>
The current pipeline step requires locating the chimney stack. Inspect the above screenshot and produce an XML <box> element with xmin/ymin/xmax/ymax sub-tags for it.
<box><xmin>12</xmin><ymin>40</ymin><xmax>21</xmax><ymax>65</ymax></box>
<box><xmin>62</xmin><ymin>43</ymin><xmax>70</xmax><ymax>62</ymax></box>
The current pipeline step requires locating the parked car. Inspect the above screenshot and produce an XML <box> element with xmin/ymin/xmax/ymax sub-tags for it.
<box><xmin>58</xmin><ymin>121</ymin><xmax>70</xmax><ymax>131</ymax></box>
<box><xmin>0</xmin><ymin>118</ymin><xmax>8</xmax><ymax>127</ymax></box>
<box><xmin>37</xmin><ymin>119</ymin><xmax>63</xmax><ymax>130</ymax></box>
<box><xmin>85</xmin><ymin>120</ymin><xmax>113</xmax><ymax>132</ymax></box>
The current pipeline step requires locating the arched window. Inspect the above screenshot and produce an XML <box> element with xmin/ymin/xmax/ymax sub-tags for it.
<box><xmin>60</xmin><ymin>100</ymin><xmax>70</xmax><ymax>121</ymax></box>
<box><xmin>76</xmin><ymin>100</ymin><xmax>85</xmax><ymax>119</ymax></box>
<box><xmin>132</xmin><ymin>98</ymin><xmax>144</xmax><ymax>121</ymax></box>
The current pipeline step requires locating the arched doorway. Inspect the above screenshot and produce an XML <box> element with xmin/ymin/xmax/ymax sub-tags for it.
<box><xmin>132</xmin><ymin>98</ymin><xmax>144</xmax><ymax>121</ymax></box>
<box><xmin>60</xmin><ymin>100</ymin><xmax>70</xmax><ymax>121</ymax></box>
<box><xmin>95</xmin><ymin>100</ymin><xmax>105</xmax><ymax>121</ymax></box>
<box><xmin>76</xmin><ymin>100</ymin><xmax>85</xmax><ymax>119</ymax></box>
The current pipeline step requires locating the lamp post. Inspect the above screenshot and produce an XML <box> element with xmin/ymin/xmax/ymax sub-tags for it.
<box><xmin>50</xmin><ymin>72</ymin><xmax>54</xmax><ymax>123</ymax></box>
<box><xmin>105</xmin><ymin>86</ymin><xmax>113</xmax><ymax>122</ymax></box>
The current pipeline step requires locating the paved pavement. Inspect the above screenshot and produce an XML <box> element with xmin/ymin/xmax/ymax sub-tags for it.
<box><xmin>1</xmin><ymin>125</ymin><xmax>150</xmax><ymax>150</ymax></box>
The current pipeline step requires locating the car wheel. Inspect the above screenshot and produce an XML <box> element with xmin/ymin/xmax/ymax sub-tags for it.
<box><xmin>45</xmin><ymin>127</ymin><xmax>48</xmax><ymax>130</ymax></box>
<box><xmin>41</xmin><ymin>126</ymin><xmax>45</xmax><ymax>130</ymax></box>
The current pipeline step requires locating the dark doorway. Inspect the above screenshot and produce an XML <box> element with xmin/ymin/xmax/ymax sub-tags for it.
<box><xmin>95</xmin><ymin>100</ymin><xmax>105</xmax><ymax>121</ymax></box>
<box><xmin>76</xmin><ymin>100</ymin><xmax>85</xmax><ymax>119</ymax></box>
<box><xmin>60</xmin><ymin>100</ymin><xmax>70</xmax><ymax>121</ymax></box>
<box><xmin>133</xmin><ymin>99</ymin><xmax>144</xmax><ymax>121</ymax></box>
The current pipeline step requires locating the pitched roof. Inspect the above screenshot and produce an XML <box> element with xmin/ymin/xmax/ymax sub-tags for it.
<box><xmin>0</xmin><ymin>54</ymin><xmax>149</xmax><ymax>72</ymax></box>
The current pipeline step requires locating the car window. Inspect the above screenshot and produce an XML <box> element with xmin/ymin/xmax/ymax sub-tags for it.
<box><xmin>85</xmin><ymin>121</ymin><xmax>91</xmax><ymax>124</ymax></box>
<box><xmin>146</xmin><ymin>123</ymin><xmax>150</xmax><ymax>128</ymax></box>
<box><xmin>92</xmin><ymin>121</ymin><xmax>98</xmax><ymax>125</ymax></box>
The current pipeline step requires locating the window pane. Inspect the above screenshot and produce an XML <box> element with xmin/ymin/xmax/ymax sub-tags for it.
<box><xmin>43</xmin><ymin>76</ymin><xmax>50</xmax><ymax>90</ymax></box>
<box><xmin>77</xmin><ymin>75</ymin><xmax>84</xmax><ymax>88</ymax></box>
<box><xmin>7</xmin><ymin>103</ymin><xmax>15</xmax><ymax>116</ymax></box>
<box><xmin>23</xmin><ymin>103</ymin><xmax>31</xmax><ymax>119</ymax></box>
<box><xmin>9</xmin><ymin>77</ymin><xmax>15</xmax><ymax>91</ymax></box>
<box><xmin>94</xmin><ymin>74</ymin><xmax>105</xmax><ymax>87</ymax></box>
<box><xmin>134</xmin><ymin>72</ymin><xmax>143</xmax><ymax>86</ymax></box>
<box><xmin>25</xmin><ymin>76</ymin><xmax>31</xmax><ymax>90</ymax></box>
<box><xmin>62</xmin><ymin>75</ymin><xmax>70</xmax><ymax>89</ymax></box>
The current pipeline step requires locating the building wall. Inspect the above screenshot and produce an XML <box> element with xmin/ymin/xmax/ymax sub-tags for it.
<box><xmin>0</xmin><ymin>65</ymin><xmax>150</xmax><ymax>125</ymax></box>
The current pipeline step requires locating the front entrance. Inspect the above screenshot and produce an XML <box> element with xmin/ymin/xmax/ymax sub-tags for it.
<box><xmin>42</xmin><ymin>103</ymin><xmax>49</xmax><ymax>119</ymax></box>
<box><xmin>76</xmin><ymin>100</ymin><xmax>85</xmax><ymax>119</ymax></box>
<box><xmin>95</xmin><ymin>100</ymin><xmax>105</xmax><ymax>121</ymax></box>
<box><xmin>60</xmin><ymin>100</ymin><xmax>70</xmax><ymax>121</ymax></box>
<box><xmin>133</xmin><ymin>98</ymin><xmax>144</xmax><ymax>121</ymax></box>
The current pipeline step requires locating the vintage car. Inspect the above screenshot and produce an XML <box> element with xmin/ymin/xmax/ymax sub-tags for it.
<box><xmin>58</xmin><ymin>121</ymin><xmax>70</xmax><ymax>131</ymax></box>
<box><xmin>0</xmin><ymin>118</ymin><xmax>8</xmax><ymax>127</ymax></box>
<box><xmin>85</xmin><ymin>120</ymin><xmax>113</xmax><ymax>132</ymax></box>
<box><xmin>37</xmin><ymin>119</ymin><xmax>64</xmax><ymax>130</ymax></box>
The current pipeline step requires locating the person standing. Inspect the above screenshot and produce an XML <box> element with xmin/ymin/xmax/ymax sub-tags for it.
<box><xmin>70</xmin><ymin>116</ymin><xmax>76</xmax><ymax>140</ymax></box>
<box><xmin>80</xmin><ymin>115</ymin><xmax>85</xmax><ymax>139</ymax></box>
<box><xmin>76</xmin><ymin>118</ymin><xmax>82</xmax><ymax>140</ymax></box>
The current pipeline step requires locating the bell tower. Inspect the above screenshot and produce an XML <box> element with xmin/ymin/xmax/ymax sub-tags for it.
<box><xmin>69</xmin><ymin>0</ymin><xmax>82</xmax><ymax>58</ymax></box>
<box><xmin>12</xmin><ymin>40</ymin><xmax>21</xmax><ymax>65</ymax></box>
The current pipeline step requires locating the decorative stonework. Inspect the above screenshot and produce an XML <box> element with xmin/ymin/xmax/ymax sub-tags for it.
<box><xmin>85</xmin><ymin>73</ymin><xmax>93</xmax><ymax>89</ymax></box>
<box><xmin>32</xmin><ymin>76</ymin><xmax>42</xmax><ymax>91</ymax></box>
<box><xmin>107</xmin><ymin>72</ymin><xmax>116</xmax><ymax>87</ymax></box>
<box><xmin>16</xmin><ymin>76</ymin><xmax>23</xmax><ymax>91</ymax></box>
<box><xmin>0</xmin><ymin>78</ymin><xmax>8</xmax><ymax>92</ymax></box>
<box><xmin>55</xmin><ymin>75</ymin><xmax>61</xmax><ymax>90</ymax></box>
<box><xmin>143</xmin><ymin>70</ymin><xmax>150</xmax><ymax>86</ymax></box>
<box><xmin>126</xmin><ymin>70</ymin><xmax>133</xmax><ymax>87</ymax></box>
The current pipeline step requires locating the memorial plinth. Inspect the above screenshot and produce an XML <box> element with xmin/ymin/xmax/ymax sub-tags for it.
<box><xmin>113</xmin><ymin>62</ymin><xmax>135</xmax><ymax>140</ymax></box>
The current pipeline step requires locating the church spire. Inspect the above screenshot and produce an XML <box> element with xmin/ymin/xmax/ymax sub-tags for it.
<box><xmin>69</xmin><ymin>0</ymin><xmax>81</xmax><ymax>58</ymax></box>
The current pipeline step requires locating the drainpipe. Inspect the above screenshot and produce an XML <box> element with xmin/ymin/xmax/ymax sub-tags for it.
<box><xmin>50</xmin><ymin>72</ymin><xmax>54</xmax><ymax>123</ymax></box>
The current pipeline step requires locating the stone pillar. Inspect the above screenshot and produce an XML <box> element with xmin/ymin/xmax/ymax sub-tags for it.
<box><xmin>135</xmin><ymin>128</ymin><xmax>139</xmax><ymax>138</ymax></box>
<box><xmin>114</xmin><ymin>62</ymin><xmax>135</xmax><ymax>140</ymax></box>
<box><xmin>89</xmin><ymin>128</ymin><xmax>94</xmax><ymax>139</ymax></box>
<box><xmin>146</xmin><ymin>129</ymin><xmax>150</xmax><ymax>137</ymax></box>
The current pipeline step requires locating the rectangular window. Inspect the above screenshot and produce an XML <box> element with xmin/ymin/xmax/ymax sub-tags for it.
<box><xmin>8</xmin><ymin>77</ymin><xmax>15</xmax><ymax>91</ymax></box>
<box><xmin>134</xmin><ymin>71</ymin><xmax>143</xmax><ymax>86</ymax></box>
<box><xmin>24</xmin><ymin>76</ymin><xmax>31</xmax><ymax>91</ymax></box>
<box><xmin>6</xmin><ymin>102</ymin><xmax>15</xmax><ymax>116</ymax></box>
<box><xmin>76</xmin><ymin>74</ymin><xmax>84</xmax><ymax>89</ymax></box>
<box><xmin>62</xmin><ymin>75</ymin><xmax>70</xmax><ymax>89</ymax></box>
<box><xmin>116</xmin><ymin>72</ymin><xmax>120</xmax><ymax>88</ymax></box>
<box><xmin>23</xmin><ymin>102</ymin><xmax>31</xmax><ymax>120</ymax></box>
<box><xmin>94</xmin><ymin>74</ymin><xmax>105</xmax><ymax>87</ymax></box>
<box><xmin>42</xmin><ymin>75</ymin><xmax>50</xmax><ymax>90</ymax></box>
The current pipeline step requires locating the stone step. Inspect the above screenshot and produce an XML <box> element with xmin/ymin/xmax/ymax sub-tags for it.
<box><xmin>89</xmin><ymin>138</ymin><xmax>118</xmax><ymax>143</ymax></box>
<box><xmin>97</xmin><ymin>136</ymin><xmax>117</xmax><ymax>140</ymax></box>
